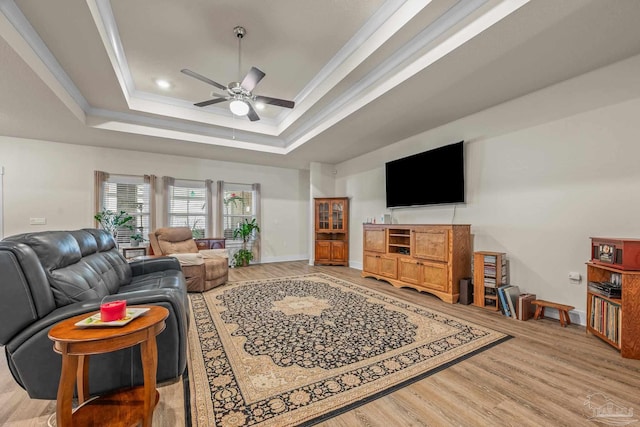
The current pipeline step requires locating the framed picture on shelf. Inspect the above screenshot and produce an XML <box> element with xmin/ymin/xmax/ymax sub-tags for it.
<box><xmin>122</xmin><ymin>247</ymin><xmax>147</xmax><ymax>259</ymax></box>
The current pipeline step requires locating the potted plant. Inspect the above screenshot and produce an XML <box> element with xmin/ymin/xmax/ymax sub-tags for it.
<box><xmin>94</xmin><ymin>209</ymin><xmax>134</xmax><ymax>243</ymax></box>
<box><xmin>130</xmin><ymin>233</ymin><xmax>144</xmax><ymax>247</ymax></box>
<box><xmin>232</xmin><ymin>218</ymin><xmax>260</xmax><ymax>267</ymax></box>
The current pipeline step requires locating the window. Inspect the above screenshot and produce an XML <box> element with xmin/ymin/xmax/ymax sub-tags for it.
<box><xmin>218</xmin><ymin>182</ymin><xmax>261</xmax><ymax>262</ymax></box>
<box><xmin>96</xmin><ymin>173</ymin><xmax>154</xmax><ymax>246</ymax></box>
<box><xmin>166</xmin><ymin>180</ymin><xmax>208</xmax><ymax>238</ymax></box>
<box><xmin>163</xmin><ymin>178</ymin><xmax>213</xmax><ymax>238</ymax></box>
<box><xmin>223</xmin><ymin>188</ymin><xmax>255</xmax><ymax>238</ymax></box>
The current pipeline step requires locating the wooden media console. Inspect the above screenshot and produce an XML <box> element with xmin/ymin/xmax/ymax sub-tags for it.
<box><xmin>361</xmin><ymin>224</ymin><xmax>471</xmax><ymax>303</ymax></box>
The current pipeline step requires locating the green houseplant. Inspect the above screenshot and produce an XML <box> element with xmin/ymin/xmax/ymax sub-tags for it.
<box><xmin>232</xmin><ymin>218</ymin><xmax>260</xmax><ymax>267</ymax></box>
<box><xmin>94</xmin><ymin>209</ymin><xmax>134</xmax><ymax>242</ymax></box>
<box><xmin>129</xmin><ymin>233</ymin><xmax>144</xmax><ymax>247</ymax></box>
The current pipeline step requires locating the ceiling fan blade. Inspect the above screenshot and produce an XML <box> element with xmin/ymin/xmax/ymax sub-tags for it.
<box><xmin>247</xmin><ymin>103</ymin><xmax>260</xmax><ymax>121</ymax></box>
<box><xmin>181</xmin><ymin>69</ymin><xmax>227</xmax><ymax>91</ymax></box>
<box><xmin>240</xmin><ymin>67</ymin><xmax>265</xmax><ymax>92</ymax></box>
<box><xmin>254</xmin><ymin>95</ymin><xmax>295</xmax><ymax>109</ymax></box>
<box><xmin>194</xmin><ymin>98</ymin><xmax>228</xmax><ymax>107</ymax></box>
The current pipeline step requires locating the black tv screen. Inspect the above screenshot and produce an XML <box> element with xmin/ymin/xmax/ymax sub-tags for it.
<box><xmin>385</xmin><ymin>141</ymin><xmax>464</xmax><ymax>208</ymax></box>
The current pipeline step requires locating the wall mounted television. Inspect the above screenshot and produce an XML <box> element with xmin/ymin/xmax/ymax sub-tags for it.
<box><xmin>385</xmin><ymin>141</ymin><xmax>464</xmax><ymax>208</ymax></box>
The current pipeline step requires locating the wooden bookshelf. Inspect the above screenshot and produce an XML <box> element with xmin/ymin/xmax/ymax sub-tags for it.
<box><xmin>473</xmin><ymin>251</ymin><xmax>507</xmax><ymax>311</ymax></box>
<box><xmin>586</xmin><ymin>261</ymin><xmax>640</xmax><ymax>359</ymax></box>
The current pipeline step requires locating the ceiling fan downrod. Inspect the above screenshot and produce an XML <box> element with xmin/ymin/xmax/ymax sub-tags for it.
<box><xmin>234</xmin><ymin>26</ymin><xmax>246</xmax><ymax>82</ymax></box>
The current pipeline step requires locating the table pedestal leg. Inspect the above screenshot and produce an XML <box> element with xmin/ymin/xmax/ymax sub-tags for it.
<box><xmin>57</xmin><ymin>348</ymin><xmax>78</xmax><ymax>427</ymax></box>
<box><xmin>141</xmin><ymin>334</ymin><xmax>158</xmax><ymax>427</ymax></box>
<box><xmin>76</xmin><ymin>355</ymin><xmax>89</xmax><ymax>404</ymax></box>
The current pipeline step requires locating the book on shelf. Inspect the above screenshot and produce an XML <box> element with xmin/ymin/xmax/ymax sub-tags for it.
<box><xmin>517</xmin><ymin>293</ymin><xmax>536</xmax><ymax>321</ymax></box>
<box><xmin>504</xmin><ymin>285</ymin><xmax>521</xmax><ymax>319</ymax></box>
<box><xmin>497</xmin><ymin>285</ymin><xmax>512</xmax><ymax>317</ymax></box>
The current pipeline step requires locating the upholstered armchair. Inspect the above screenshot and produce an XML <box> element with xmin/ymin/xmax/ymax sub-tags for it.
<box><xmin>148</xmin><ymin>227</ymin><xmax>228</xmax><ymax>292</ymax></box>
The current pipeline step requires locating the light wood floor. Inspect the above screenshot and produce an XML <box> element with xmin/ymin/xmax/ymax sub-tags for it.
<box><xmin>2</xmin><ymin>261</ymin><xmax>639</xmax><ymax>426</ymax></box>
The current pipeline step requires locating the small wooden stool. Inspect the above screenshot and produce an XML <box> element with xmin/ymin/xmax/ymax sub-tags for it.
<box><xmin>532</xmin><ymin>300</ymin><xmax>574</xmax><ymax>327</ymax></box>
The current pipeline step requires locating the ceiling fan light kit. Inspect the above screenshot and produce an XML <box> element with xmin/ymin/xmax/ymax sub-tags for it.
<box><xmin>229</xmin><ymin>99</ymin><xmax>249</xmax><ymax>116</ymax></box>
<box><xmin>181</xmin><ymin>26</ymin><xmax>295</xmax><ymax>121</ymax></box>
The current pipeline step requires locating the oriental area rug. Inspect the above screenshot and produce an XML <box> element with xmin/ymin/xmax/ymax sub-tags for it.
<box><xmin>186</xmin><ymin>274</ymin><xmax>509</xmax><ymax>427</ymax></box>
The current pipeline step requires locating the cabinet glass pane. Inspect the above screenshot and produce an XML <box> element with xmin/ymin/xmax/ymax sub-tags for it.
<box><xmin>319</xmin><ymin>202</ymin><xmax>329</xmax><ymax>229</ymax></box>
<box><xmin>332</xmin><ymin>201</ymin><xmax>343</xmax><ymax>229</ymax></box>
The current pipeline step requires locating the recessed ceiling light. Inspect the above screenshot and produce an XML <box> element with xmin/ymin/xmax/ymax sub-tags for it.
<box><xmin>255</xmin><ymin>102</ymin><xmax>265</xmax><ymax>110</ymax></box>
<box><xmin>155</xmin><ymin>79</ymin><xmax>171</xmax><ymax>89</ymax></box>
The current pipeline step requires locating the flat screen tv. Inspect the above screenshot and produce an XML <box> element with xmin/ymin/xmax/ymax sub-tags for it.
<box><xmin>385</xmin><ymin>141</ymin><xmax>464</xmax><ymax>208</ymax></box>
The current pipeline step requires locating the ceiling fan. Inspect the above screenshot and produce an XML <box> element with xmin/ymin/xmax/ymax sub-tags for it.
<box><xmin>181</xmin><ymin>26</ymin><xmax>295</xmax><ymax>121</ymax></box>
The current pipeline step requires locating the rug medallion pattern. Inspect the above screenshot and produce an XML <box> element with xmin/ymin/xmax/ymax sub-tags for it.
<box><xmin>187</xmin><ymin>274</ymin><xmax>508</xmax><ymax>427</ymax></box>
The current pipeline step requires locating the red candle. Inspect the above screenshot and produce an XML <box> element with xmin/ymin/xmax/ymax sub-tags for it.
<box><xmin>100</xmin><ymin>300</ymin><xmax>127</xmax><ymax>322</ymax></box>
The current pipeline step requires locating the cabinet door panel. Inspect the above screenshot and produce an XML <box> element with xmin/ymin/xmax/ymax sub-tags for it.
<box><xmin>364</xmin><ymin>228</ymin><xmax>386</xmax><ymax>253</ymax></box>
<box><xmin>330</xmin><ymin>241</ymin><xmax>345</xmax><ymax>262</ymax></box>
<box><xmin>420</xmin><ymin>262</ymin><xmax>448</xmax><ymax>292</ymax></box>
<box><xmin>398</xmin><ymin>258</ymin><xmax>420</xmax><ymax>284</ymax></box>
<box><xmin>363</xmin><ymin>253</ymin><xmax>380</xmax><ymax>274</ymax></box>
<box><xmin>379</xmin><ymin>256</ymin><xmax>398</xmax><ymax>279</ymax></box>
<box><xmin>315</xmin><ymin>241</ymin><xmax>331</xmax><ymax>263</ymax></box>
<box><xmin>413</xmin><ymin>229</ymin><xmax>448</xmax><ymax>262</ymax></box>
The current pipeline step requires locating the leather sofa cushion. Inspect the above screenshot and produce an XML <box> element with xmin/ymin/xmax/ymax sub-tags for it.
<box><xmin>6</xmin><ymin>230</ymin><xmax>131</xmax><ymax>307</ymax></box>
<box><xmin>155</xmin><ymin>227</ymin><xmax>199</xmax><ymax>254</ymax></box>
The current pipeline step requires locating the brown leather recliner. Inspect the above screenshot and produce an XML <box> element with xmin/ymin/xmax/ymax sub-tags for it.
<box><xmin>148</xmin><ymin>227</ymin><xmax>228</xmax><ymax>292</ymax></box>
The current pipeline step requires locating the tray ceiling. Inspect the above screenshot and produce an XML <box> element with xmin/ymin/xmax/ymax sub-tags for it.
<box><xmin>2</xmin><ymin>0</ymin><xmax>640</xmax><ymax>168</ymax></box>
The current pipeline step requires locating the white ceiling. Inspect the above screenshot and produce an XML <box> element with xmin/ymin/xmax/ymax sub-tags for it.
<box><xmin>1</xmin><ymin>0</ymin><xmax>640</xmax><ymax>169</ymax></box>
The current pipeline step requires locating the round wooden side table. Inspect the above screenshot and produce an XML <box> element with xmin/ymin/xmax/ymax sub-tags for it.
<box><xmin>48</xmin><ymin>305</ymin><xmax>169</xmax><ymax>427</ymax></box>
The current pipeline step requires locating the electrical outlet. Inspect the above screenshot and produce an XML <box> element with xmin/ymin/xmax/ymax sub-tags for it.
<box><xmin>29</xmin><ymin>217</ymin><xmax>46</xmax><ymax>225</ymax></box>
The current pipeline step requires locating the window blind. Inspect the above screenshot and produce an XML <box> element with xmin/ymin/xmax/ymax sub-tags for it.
<box><xmin>167</xmin><ymin>179</ymin><xmax>208</xmax><ymax>238</ymax></box>
<box><xmin>100</xmin><ymin>175</ymin><xmax>151</xmax><ymax>245</ymax></box>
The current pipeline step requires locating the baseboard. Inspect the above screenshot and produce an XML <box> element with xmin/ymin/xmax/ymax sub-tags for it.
<box><xmin>259</xmin><ymin>254</ymin><xmax>309</xmax><ymax>264</ymax></box>
<box><xmin>349</xmin><ymin>261</ymin><xmax>363</xmax><ymax>270</ymax></box>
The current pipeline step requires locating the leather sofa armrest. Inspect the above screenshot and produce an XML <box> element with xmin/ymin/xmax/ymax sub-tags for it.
<box><xmin>129</xmin><ymin>257</ymin><xmax>182</xmax><ymax>276</ymax></box>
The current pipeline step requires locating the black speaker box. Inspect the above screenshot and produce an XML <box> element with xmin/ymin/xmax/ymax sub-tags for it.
<box><xmin>459</xmin><ymin>278</ymin><xmax>473</xmax><ymax>305</ymax></box>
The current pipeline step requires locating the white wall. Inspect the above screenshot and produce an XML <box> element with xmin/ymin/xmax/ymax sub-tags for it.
<box><xmin>336</xmin><ymin>55</ymin><xmax>640</xmax><ymax>324</ymax></box>
<box><xmin>0</xmin><ymin>137</ymin><xmax>310</xmax><ymax>263</ymax></box>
